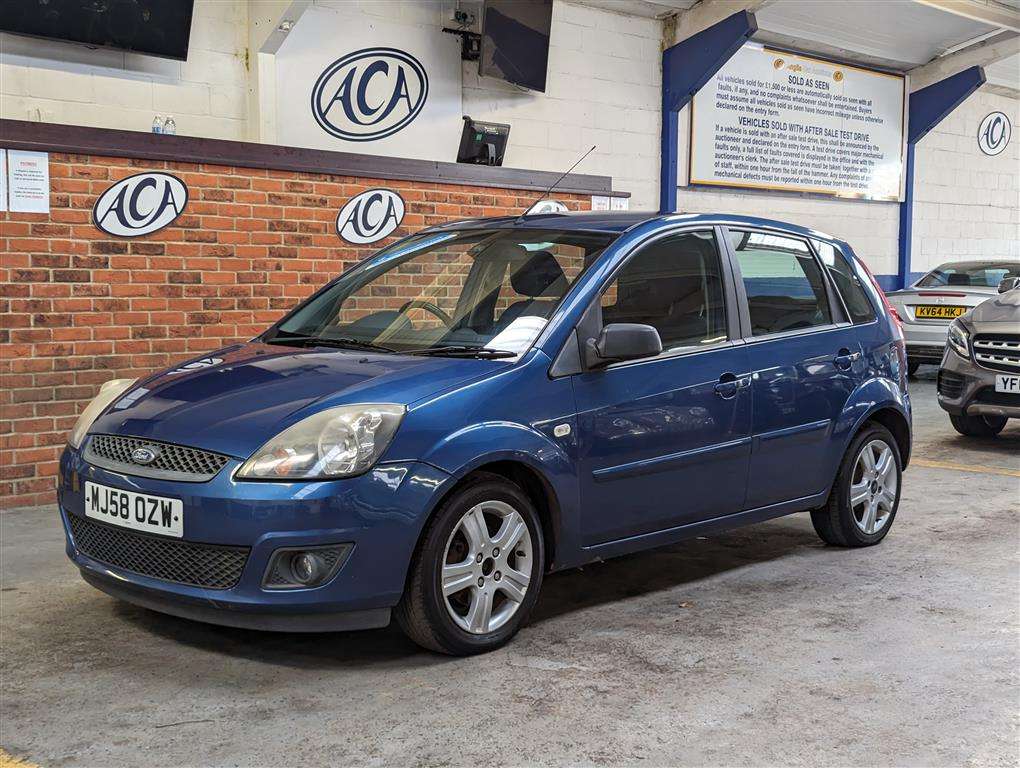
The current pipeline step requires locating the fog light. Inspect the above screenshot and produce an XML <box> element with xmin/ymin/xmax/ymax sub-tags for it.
<box><xmin>291</xmin><ymin>552</ymin><xmax>322</xmax><ymax>584</ymax></box>
<box><xmin>263</xmin><ymin>544</ymin><xmax>352</xmax><ymax>589</ymax></box>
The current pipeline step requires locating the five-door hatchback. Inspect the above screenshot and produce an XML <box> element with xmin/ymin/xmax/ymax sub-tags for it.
<box><xmin>59</xmin><ymin>211</ymin><xmax>912</xmax><ymax>655</ymax></box>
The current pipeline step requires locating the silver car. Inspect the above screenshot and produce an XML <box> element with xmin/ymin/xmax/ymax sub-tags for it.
<box><xmin>886</xmin><ymin>260</ymin><xmax>1020</xmax><ymax>375</ymax></box>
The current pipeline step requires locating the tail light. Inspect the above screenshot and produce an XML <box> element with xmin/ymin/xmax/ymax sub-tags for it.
<box><xmin>857</xmin><ymin>257</ymin><xmax>904</xmax><ymax>339</ymax></box>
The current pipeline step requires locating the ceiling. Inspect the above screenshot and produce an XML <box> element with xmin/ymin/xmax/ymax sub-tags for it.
<box><xmin>567</xmin><ymin>0</ymin><xmax>1019</xmax><ymax>90</ymax></box>
<box><xmin>755</xmin><ymin>0</ymin><xmax>1007</xmax><ymax>70</ymax></box>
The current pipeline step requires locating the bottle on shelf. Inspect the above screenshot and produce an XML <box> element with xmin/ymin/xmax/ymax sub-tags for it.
<box><xmin>152</xmin><ymin>114</ymin><xmax>163</xmax><ymax>134</ymax></box>
<box><xmin>163</xmin><ymin>115</ymin><xmax>177</xmax><ymax>135</ymax></box>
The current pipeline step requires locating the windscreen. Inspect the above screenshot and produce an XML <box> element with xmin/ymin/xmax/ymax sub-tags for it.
<box><xmin>268</xmin><ymin>229</ymin><xmax>616</xmax><ymax>356</ymax></box>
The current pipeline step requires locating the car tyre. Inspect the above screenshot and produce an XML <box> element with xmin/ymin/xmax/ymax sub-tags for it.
<box><xmin>395</xmin><ymin>473</ymin><xmax>545</xmax><ymax>655</ymax></box>
<box><xmin>811</xmin><ymin>423</ymin><xmax>902</xmax><ymax>547</ymax></box>
<box><xmin>949</xmin><ymin>413</ymin><xmax>1007</xmax><ymax>437</ymax></box>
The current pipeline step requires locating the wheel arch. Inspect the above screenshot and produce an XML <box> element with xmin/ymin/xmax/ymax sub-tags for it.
<box><xmin>418</xmin><ymin>457</ymin><xmax>564</xmax><ymax>572</ymax></box>
<box><xmin>862</xmin><ymin>406</ymin><xmax>912</xmax><ymax>469</ymax></box>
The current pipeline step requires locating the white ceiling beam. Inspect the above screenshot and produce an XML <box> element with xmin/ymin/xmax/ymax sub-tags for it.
<box><xmin>909</xmin><ymin>29</ymin><xmax>1020</xmax><ymax>89</ymax></box>
<box><xmin>912</xmin><ymin>0</ymin><xmax>1020</xmax><ymax>33</ymax></box>
<box><xmin>249</xmin><ymin>0</ymin><xmax>311</xmax><ymax>55</ymax></box>
<box><xmin>673</xmin><ymin>0</ymin><xmax>776</xmax><ymax>42</ymax></box>
<box><xmin>245</xmin><ymin>0</ymin><xmax>311</xmax><ymax>143</ymax></box>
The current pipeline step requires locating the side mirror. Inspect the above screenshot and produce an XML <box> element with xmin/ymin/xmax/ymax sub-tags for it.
<box><xmin>584</xmin><ymin>323</ymin><xmax>662</xmax><ymax>368</ymax></box>
<box><xmin>997</xmin><ymin>276</ymin><xmax>1020</xmax><ymax>294</ymax></box>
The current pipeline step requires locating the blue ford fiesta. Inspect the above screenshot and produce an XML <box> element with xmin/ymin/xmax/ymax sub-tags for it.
<box><xmin>59</xmin><ymin>211</ymin><xmax>911</xmax><ymax>655</ymax></box>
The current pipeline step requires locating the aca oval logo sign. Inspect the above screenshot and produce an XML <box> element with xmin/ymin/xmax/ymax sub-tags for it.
<box><xmin>336</xmin><ymin>189</ymin><xmax>405</xmax><ymax>244</ymax></box>
<box><xmin>311</xmin><ymin>47</ymin><xmax>428</xmax><ymax>142</ymax></box>
<box><xmin>978</xmin><ymin>111</ymin><xmax>1011</xmax><ymax>156</ymax></box>
<box><xmin>93</xmin><ymin>172</ymin><xmax>188</xmax><ymax>237</ymax></box>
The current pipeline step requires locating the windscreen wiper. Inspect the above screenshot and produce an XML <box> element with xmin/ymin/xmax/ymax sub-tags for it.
<box><xmin>404</xmin><ymin>346</ymin><xmax>517</xmax><ymax>359</ymax></box>
<box><xmin>265</xmin><ymin>335</ymin><xmax>397</xmax><ymax>353</ymax></box>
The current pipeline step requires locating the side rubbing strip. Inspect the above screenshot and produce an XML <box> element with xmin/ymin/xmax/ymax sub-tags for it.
<box><xmin>592</xmin><ymin>437</ymin><xmax>752</xmax><ymax>483</ymax></box>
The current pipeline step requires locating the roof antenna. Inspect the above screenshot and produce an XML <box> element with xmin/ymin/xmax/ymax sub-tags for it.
<box><xmin>517</xmin><ymin>145</ymin><xmax>597</xmax><ymax>222</ymax></box>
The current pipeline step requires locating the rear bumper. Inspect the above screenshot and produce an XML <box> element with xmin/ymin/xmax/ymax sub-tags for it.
<box><xmin>902</xmin><ymin>323</ymin><xmax>950</xmax><ymax>362</ymax></box>
<box><xmin>937</xmin><ymin>350</ymin><xmax>1020</xmax><ymax>418</ymax></box>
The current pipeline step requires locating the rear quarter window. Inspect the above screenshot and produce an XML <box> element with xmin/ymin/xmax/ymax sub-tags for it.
<box><xmin>812</xmin><ymin>239</ymin><xmax>876</xmax><ymax>324</ymax></box>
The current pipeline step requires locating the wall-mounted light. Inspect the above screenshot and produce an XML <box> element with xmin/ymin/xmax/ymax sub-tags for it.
<box><xmin>277</xmin><ymin>19</ymin><xmax>294</xmax><ymax>33</ymax></box>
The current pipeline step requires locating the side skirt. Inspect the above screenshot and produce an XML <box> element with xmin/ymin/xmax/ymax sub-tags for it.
<box><xmin>576</xmin><ymin>490</ymin><xmax>829</xmax><ymax>564</ymax></box>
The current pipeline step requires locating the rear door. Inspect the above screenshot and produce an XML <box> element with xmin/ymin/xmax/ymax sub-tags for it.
<box><xmin>573</xmin><ymin>227</ymin><xmax>752</xmax><ymax>546</ymax></box>
<box><xmin>723</xmin><ymin>229</ymin><xmax>866</xmax><ymax>510</ymax></box>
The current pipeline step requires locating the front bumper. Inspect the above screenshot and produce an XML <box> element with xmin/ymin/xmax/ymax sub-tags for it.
<box><xmin>59</xmin><ymin>446</ymin><xmax>450</xmax><ymax>631</ymax></box>
<box><xmin>937</xmin><ymin>349</ymin><xmax>1020</xmax><ymax>419</ymax></box>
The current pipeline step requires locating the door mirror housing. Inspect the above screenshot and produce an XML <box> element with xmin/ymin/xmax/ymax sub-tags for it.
<box><xmin>997</xmin><ymin>276</ymin><xmax>1020</xmax><ymax>294</ymax></box>
<box><xmin>584</xmin><ymin>323</ymin><xmax>663</xmax><ymax>368</ymax></box>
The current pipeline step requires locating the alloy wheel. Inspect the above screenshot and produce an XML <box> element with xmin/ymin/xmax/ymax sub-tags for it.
<box><xmin>849</xmin><ymin>439</ymin><xmax>898</xmax><ymax>535</ymax></box>
<box><xmin>441</xmin><ymin>500</ymin><xmax>533</xmax><ymax>634</ymax></box>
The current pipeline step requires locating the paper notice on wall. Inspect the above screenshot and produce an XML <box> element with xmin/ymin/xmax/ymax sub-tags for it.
<box><xmin>610</xmin><ymin>196</ymin><xmax>629</xmax><ymax>211</ymax></box>
<box><xmin>8</xmin><ymin>150</ymin><xmax>50</xmax><ymax>213</ymax></box>
<box><xmin>591</xmin><ymin>195</ymin><xmax>611</xmax><ymax>211</ymax></box>
<box><xmin>689</xmin><ymin>45</ymin><xmax>905</xmax><ymax>201</ymax></box>
<box><xmin>0</xmin><ymin>149</ymin><xmax>7</xmax><ymax>212</ymax></box>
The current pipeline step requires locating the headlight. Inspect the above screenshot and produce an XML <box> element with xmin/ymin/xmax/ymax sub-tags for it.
<box><xmin>68</xmin><ymin>378</ymin><xmax>137</xmax><ymax>449</ymax></box>
<box><xmin>236</xmin><ymin>404</ymin><xmax>405</xmax><ymax>480</ymax></box>
<box><xmin>947</xmin><ymin>319</ymin><xmax>970</xmax><ymax>359</ymax></box>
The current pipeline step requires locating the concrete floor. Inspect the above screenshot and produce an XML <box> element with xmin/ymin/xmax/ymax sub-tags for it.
<box><xmin>2</xmin><ymin>370</ymin><xmax>1018</xmax><ymax>767</ymax></box>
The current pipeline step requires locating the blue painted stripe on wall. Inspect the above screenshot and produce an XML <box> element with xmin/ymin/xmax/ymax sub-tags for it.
<box><xmin>873</xmin><ymin>274</ymin><xmax>903</xmax><ymax>291</ymax></box>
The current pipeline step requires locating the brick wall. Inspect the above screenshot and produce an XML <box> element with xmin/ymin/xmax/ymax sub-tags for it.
<box><xmin>0</xmin><ymin>152</ymin><xmax>591</xmax><ymax>508</ymax></box>
<box><xmin>911</xmin><ymin>90</ymin><xmax>1019</xmax><ymax>274</ymax></box>
<box><xmin>462</xmin><ymin>1</ymin><xmax>663</xmax><ymax>211</ymax></box>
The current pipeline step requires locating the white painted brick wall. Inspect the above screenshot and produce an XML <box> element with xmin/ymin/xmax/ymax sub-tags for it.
<box><xmin>911</xmin><ymin>90</ymin><xmax>1019</xmax><ymax>274</ymax></box>
<box><xmin>462</xmin><ymin>1</ymin><xmax>663</xmax><ymax>211</ymax></box>
<box><xmin>0</xmin><ymin>0</ymin><xmax>248</xmax><ymax>139</ymax></box>
<box><xmin>675</xmin><ymin>89</ymin><xmax>1019</xmax><ymax>278</ymax></box>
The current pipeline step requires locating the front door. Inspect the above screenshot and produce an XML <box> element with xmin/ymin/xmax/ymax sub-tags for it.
<box><xmin>573</xmin><ymin>229</ymin><xmax>752</xmax><ymax>546</ymax></box>
<box><xmin>724</xmin><ymin>228</ymin><xmax>866</xmax><ymax>509</ymax></box>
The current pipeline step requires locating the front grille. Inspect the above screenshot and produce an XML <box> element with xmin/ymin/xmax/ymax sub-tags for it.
<box><xmin>937</xmin><ymin>369</ymin><xmax>965</xmax><ymax>400</ymax></box>
<box><xmin>68</xmin><ymin>514</ymin><xmax>249</xmax><ymax>589</ymax></box>
<box><xmin>85</xmin><ymin>434</ymin><xmax>230</xmax><ymax>482</ymax></box>
<box><xmin>974</xmin><ymin>387</ymin><xmax>1020</xmax><ymax>407</ymax></box>
<box><xmin>973</xmin><ymin>334</ymin><xmax>1020</xmax><ymax>373</ymax></box>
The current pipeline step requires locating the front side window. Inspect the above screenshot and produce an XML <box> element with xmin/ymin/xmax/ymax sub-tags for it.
<box><xmin>812</xmin><ymin>239</ymin><xmax>876</xmax><ymax>324</ymax></box>
<box><xmin>269</xmin><ymin>229</ymin><xmax>615</xmax><ymax>355</ymax></box>
<box><xmin>728</xmin><ymin>230</ymin><xmax>832</xmax><ymax>336</ymax></box>
<box><xmin>600</xmin><ymin>230</ymin><xmax>728</xmax><ymax>352</ymax></box>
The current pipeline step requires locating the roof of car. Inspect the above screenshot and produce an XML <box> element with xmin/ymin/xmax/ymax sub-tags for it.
<box><xmin>422</xmin><ymin>210</ymin><xmax>840</xmax><ymax>243</ymax></box>
<box><xmin>931</xmin><ymin>260</ymin><xmax>1020</xmax><ymax>269</ymax></box>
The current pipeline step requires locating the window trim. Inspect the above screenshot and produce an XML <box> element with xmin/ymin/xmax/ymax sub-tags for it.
<box><xmin>574</xmin><ymin>224</ymin><xmax>741</xmax><ymax>371</ymax></box>
<box><xmin>812</xmin><ymin>239</ymin><xmax>879</xmax><ymax>326</ymax></box>
<box><xmin>720</xmin><ymin>226</ymin><xmax>851</xmax><ymax>343</ymax></box>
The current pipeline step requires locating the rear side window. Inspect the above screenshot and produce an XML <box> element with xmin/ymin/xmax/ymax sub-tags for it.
<box><xmin>812</xmin><ymin>239</ymin><xmax>876</xmax><ymax>324</ymax></box>
<box><xmin>728</xmin><ymin>230</ymin><xmax>832</xmax><ymax>336</ymax></box>
<box><xmin>601</xmin><ymin>230</ymin><xmax>728</xmax><ymax>352</ymax></box>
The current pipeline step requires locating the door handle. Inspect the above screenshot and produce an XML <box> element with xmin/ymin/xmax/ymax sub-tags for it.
<box><xmin>714</xmin><ymin>373</ymin><xmax>750</xmax><ymax>398</ymax></box>
<box><xmin>834</xmin><ymin>348</ymin><xmax>862</xmax><ymax>370</ymax></box>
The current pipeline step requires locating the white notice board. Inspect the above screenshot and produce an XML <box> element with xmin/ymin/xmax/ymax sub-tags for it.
<box><xmin>0</xmin><ymin>149</ymin><xmax>7</xmax><ymax>212</ymax></box>
<box><xmin>689</xmin><ymin>45</ymin><xmax>906</xmax><ymax>201</ymax></box>
<box><xmin>7</xmin><ymin>150</ymin><xmax>50</xmax><ymax>213</ymax></box>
